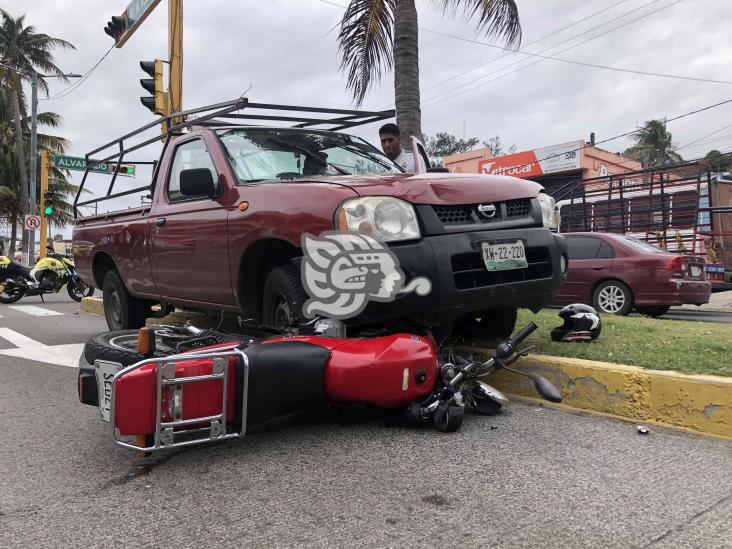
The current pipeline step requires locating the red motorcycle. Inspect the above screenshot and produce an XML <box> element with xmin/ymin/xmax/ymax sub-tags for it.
<box><xmin>78</xmin><ymin>321</ymin><xmax>561</xmax><ymax>453</ymax></box>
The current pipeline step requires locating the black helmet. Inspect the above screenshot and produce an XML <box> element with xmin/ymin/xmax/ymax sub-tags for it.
<box><xmin>550</xmin><ymin>304</ymin><xmax>601</xmax><ymax>342</ymax></box>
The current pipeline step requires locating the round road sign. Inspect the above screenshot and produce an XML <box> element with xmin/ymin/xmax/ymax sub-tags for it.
<box><xmin>24</xmin><ymin>215</ymin><xmax>41</xmax><ymax>230</ymax></box>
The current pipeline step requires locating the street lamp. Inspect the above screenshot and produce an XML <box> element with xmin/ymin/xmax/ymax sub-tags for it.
<box><xmin>28</xmin><ymin>71</ymin><xmax>82</xmax><ymax>261</ymax></box>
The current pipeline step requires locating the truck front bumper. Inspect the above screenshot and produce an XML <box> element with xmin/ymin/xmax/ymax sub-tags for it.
<box><xmin>358</xmin><ymin>228</ymin><xmax>568</xmax><ymax>326</ymax></box>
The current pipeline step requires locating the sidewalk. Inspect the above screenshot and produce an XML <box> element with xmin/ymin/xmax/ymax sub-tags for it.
<box><xmin>676</xmin><ymin>290</ymin><xmax>732</xmax><ymax>313</ymax></box>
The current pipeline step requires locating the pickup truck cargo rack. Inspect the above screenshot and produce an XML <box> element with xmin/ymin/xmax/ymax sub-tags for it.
<box><xmin>73</xmin><ymin>97</ymin><xmax>395</xmax><ymax>217</ymax></box>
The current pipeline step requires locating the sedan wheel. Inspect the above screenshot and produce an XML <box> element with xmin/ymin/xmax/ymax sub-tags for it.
<box><xmin>593</xmin><ymin>280</ymin><xmax>633</xmax><ymax>316</ymax></box>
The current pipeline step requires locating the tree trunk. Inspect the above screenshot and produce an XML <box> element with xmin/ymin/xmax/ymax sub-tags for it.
<box><xmin>10</xmin><ymin>84</ymin><xmax>29</xmax><ymax>255</ymax></box>
<box><xmin>10</xmin><ymin>213</ymin><xmax>17</xmax><ymax>256</ymax></box>
<box><xmin>393</xmin><ymin>0</ymin><xmax>422</xmax><ymax>150</ymax></box>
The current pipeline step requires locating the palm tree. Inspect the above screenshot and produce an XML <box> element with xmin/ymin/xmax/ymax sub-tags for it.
<box><xmin>0</xmin><ymin>86</ymin><xmax>77</xmax><ymax>254</ymax></box>
<box><xmin>623</xmin><ymin>120</ymin><xmax>684</xmax><ymax>168</ymax></box>
<box><xmin>337</xmin><ymin>0</ymin><xmax>521</xmax><ymax>148</ymax></box>
<box><xmin>0</xmin><ymin>9</ymin><xmax>74</xmax><ymax>254</ymax></box>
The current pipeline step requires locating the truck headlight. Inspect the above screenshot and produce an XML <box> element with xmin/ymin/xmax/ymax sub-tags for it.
<box><xmin>537</xmin><ymin>192</ymin><xmax>558</xmax><ymax>229</ymax></box>
<box><xmin>336</xmin><ymin>197</ymin><xmax>420</xmax><ymax>242</ymax></box>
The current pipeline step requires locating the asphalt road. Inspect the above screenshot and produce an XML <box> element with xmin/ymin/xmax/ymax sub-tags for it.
<box><xmin>1</xmin><ymin>295</ymin><xmax>731</xmax><ymax>548</ymax></box>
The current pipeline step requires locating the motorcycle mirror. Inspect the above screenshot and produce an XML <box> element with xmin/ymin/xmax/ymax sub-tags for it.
<box><xmin>530</xmin><ymin>374</ymin><xmax>562</xmax><ymax>403</ymax></box>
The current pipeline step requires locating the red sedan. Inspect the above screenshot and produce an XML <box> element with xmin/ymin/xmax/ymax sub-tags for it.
<box><xmin>555</xmin><ymin>232</ymin><xmax>711</xmax><ymax>317</ymax></box>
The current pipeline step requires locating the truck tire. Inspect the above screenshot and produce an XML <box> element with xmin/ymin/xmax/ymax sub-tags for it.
<box><xmin>103</xmin><ymin>270</ymin><xmax>148</xmax><ymax>331</ymax></box>
<box><xmin>84</xmin><ymin>330</ymin><xmax>168</xmax><ymax>367</ymax></box>
<box><xmin>262</xmin><ymin>264</ymin><xmax>307</xmax><ymax>331</ymax></box>
<box><xmin>455</xmin><ymin>308</ymin><xmax>518</xmax><ymax>341</ymax></box>
<box><xmin>593</xmin><ymin>280</ymin><xmax>633</xmax><ymax>316</ymax></box>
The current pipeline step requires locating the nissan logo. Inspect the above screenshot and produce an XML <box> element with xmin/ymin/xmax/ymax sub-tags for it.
<box><xmin>477</xmin><ymin>203</ymin><xmax>497</xmax><ymax>218</ymax></box>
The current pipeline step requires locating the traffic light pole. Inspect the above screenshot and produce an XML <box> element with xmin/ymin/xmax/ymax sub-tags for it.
<box><xmin>168</xmin><ymin>0</ymin><xmax>183</xmax><ymax>130</ymax></box>
<box><xmin>39</xmin><ymin>150</ymin><xmax>49</xmax><ymax>260</ymax></box>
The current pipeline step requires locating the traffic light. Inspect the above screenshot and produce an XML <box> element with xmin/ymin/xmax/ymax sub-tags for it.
<box><xmin>140</xmin><ymin>60</ymin><xmax>168</xmax><ymax>116</ymax></box>
<box><xmin>43</xmin><ymin>191</ymin><xmax>54</xmax><ymax>216</ymax></box>
<box><xmin>104</xmin><ymin>16</ymin><xmax>127</xmax><ymax>42</ymax></box>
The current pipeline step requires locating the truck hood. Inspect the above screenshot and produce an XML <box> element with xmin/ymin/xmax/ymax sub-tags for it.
<box><xmin>320</xmin><ymin>172</ymin><xmax>543</xmax><ymax>205</ymax></box>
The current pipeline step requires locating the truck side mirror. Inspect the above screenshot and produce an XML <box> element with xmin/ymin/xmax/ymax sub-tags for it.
<box><xmin>427</xmin><ymin>167</ymin><xmax>449</xmax><ymax>173</ymax></box>
<box><xmin>180</xmin><ymin>168</ymin><xmax>216</xmax><ymax>197</ymax></box>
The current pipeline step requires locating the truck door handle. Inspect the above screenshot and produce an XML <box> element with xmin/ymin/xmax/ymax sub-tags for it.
<box><xmin>155</xmin><ymin>217</ymin><xmax>166</xmax><ymax>227</ymax></box>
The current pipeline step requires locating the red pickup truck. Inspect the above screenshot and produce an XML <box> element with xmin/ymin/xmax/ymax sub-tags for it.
<box><xmin>72</xmin><ymin>101</ymin><xmax>568</xmax><ymax>338</ymax></box>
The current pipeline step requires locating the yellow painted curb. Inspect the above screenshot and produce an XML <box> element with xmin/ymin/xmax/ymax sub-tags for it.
<box><xmin>80</xmin><ymin>296</ymin><xmax>104</xmax><ymax>316</ymax></box>
<box><xmin>468</xmin><ymin>349</ymin><xmax>732</xmax><ymax>441</ymax></box>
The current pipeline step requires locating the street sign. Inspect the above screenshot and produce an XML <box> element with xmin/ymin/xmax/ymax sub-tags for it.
<box><xmin>24</xmin><ymin>215</ymin><xmax>41</xmax><ymax>231</ymax></box>
<box><xmin>52</xmin><ymin>155</ymin><xmax>135</xmax><ymax>177</ymax></box>
<box><xmin>116</xmin><ymin>0</ymin><xmax>163</xmax><ymax>48</ymax></box>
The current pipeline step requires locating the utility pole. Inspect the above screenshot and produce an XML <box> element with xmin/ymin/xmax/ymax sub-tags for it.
<box><xmin>168</xmin><ymin>0</ymin><xmax>183</xmax><ymax>128</ymax></box>
<box><xmin>28</xmin><ymin>71</ymin><xmax>38</xmax><ymax>262</ymax></box>
<box><xmin>28</xmin><ymin>71</ymin><xmax>81</xmax><ymax>262</ymax></box>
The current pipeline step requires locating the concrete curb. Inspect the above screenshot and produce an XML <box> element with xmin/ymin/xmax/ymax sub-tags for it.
<box><xmin>80</xmin><ymin>296</ymin><xmax>104</xmax><ymax>316</ymax></box>
<box><xmin>467</xmin><ymin>349</ymin><xmax>732</xmax><ymax>441</ymax></box>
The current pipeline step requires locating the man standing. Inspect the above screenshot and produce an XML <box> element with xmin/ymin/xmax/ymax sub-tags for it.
<box><xmin>379</xmin><ymin>123</ymin><xmax>416</xmax><ymax>173</ymax></box>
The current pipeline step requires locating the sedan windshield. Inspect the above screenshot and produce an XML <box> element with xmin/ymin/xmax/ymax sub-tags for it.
<box><xmin>217</xmin><ymin>128</ymin><xmax>402</xmax><ymax>183</ymax></box>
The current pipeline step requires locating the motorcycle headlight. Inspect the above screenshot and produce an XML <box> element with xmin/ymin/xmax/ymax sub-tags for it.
<box><xmin>336</xmin><ymin>197</ymin><xmax>420</xmax><ymax>242</ymax></box>
<box><xmin>537</xmin><ymin>192</ymin><xmax>558</xmax><ymax>229</ymax></box>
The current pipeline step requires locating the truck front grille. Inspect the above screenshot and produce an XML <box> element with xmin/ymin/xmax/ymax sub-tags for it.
<box><xmin>451</xmin><ymin>247</ymin><xmax>553</xmax><ymax>290</ymax></box>
<box><xmin>505</xmin><ymin>199</ymin><xmax>530</xmax><ymax>218</ymax></box>
<box><xmin>432</xmin><ymin>199</ymin><xmax>532</xmax><ymax>226</ymax></box>
<box><xmin>433</xmin><ymin>205</ymin><xmax>471</xmax><ymax>224</ymax></box>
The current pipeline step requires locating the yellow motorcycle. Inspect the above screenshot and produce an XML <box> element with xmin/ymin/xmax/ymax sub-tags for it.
<box><xmin>0</xmin><ymin>254</ymin><xmax>94</xmax><ymax>303</ymax></box>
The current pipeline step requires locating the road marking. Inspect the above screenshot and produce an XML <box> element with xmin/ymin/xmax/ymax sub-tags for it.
<box><xmin>0</xmin><ymin>328</ymin><xmax>83</xmax><ymax>368</ymax></box>
<box><xmin>7</xmin><ymin>305</ymin><xmax>64</xmax><ymax>316</ymax></box>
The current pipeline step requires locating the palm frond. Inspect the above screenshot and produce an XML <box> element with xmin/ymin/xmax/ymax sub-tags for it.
<box><xmin>338</xmin><ymin>0</ymin><xmax>396</xmax><ymax>105</ymax></box>
<box><xmin>432</xmin><ymin>0</ymin><xmax>521</xmax><ymax>46</ymax></box>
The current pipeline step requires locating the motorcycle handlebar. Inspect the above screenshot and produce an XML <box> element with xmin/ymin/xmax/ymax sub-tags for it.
<box><xmin>508</xmin><ymin>322</ymin><xmax>538</xmax><ymax>350</ymax></box>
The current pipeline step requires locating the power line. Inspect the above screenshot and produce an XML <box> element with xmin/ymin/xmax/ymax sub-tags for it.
<box><xmin>424</xmin><ymin>0</ymin><xmax>638</xmax><ymax>93</ymax></box>
<box><xmin>481</xmin><ymin>98</ymin><xmax>732</xmax><ymax>175</ymax></box>
<box><xmin>676</xmin><ymin>122</ymin><xmax>732</xmax><ymax>151</ymax></box>
<box><xmin>423</xmin><ymin>9</ymin><xmax>732</xmax><ymax>108</ymax></box>
<box><xmin>424</xmin><ymin>0</ymin><xmax>670</xmax><ymax>103</ymax></box>
<box><xmin>40</xmin><ymin>45</ymin><xmax>115</xmax><ymax>101</ymax></box>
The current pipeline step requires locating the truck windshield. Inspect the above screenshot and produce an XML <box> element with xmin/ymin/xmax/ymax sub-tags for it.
<box><xmin>217</xmin><ymin>128</ymin><xmax>403</xmax><ymax>183</ymax></box>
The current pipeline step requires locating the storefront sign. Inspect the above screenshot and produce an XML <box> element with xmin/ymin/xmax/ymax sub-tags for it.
<box><xmin>479</xmin><ymin>141</ymin><xmax>582</xmax><ymax>178</ymax></box>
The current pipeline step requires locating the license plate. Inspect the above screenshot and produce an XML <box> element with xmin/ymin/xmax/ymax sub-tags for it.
<box><xmin>95</xmin><ymin>360</ymin><xmax>123</xmax><ymax>422</ymax></box>
<box><xmin>690</xmin><ymin>265</ymin><xmax>702</xmax><ymax>277</ymax></box>
<box><xmin>482</xmin><ymin>240</ymin><xmax>528</xmax><ymax>271</ymax></box>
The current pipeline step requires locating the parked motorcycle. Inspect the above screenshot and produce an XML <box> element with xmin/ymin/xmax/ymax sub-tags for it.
<box><xmin>0</xmin><ymin>254</ymin><xmax>94</xmax><ymax>303</ymax></box>
<box><xmin>79</xmin><ymin>320</ymin><xmax>562</xmax><ymax>453</ymax></box>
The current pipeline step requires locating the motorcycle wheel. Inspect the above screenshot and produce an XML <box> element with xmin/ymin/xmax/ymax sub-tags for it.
<box><xmin>67</xmin><ymin>280</ymin><xmax>95</xmax><ymax>302</ymax></box>
<box><xmin>84</xmin><ymin>329</ymin><xmax>176</xmax><ymax>367</ymax></box>
<box><xmin>471</xmin><ymin>391</ymin><xmax>503</xmax><ymax>416</ymax></box>
<box><xmin>433</xmin><ymin>402</ymin><xmax>465</xmax><ymax>433</ymax></box>
<box><xmin>0</xmin><ymin>283</ymin><xmax>25</xmax><ymax>304</ymax></box>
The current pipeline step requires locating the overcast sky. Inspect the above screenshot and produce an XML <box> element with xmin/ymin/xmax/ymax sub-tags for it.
<box><xmin>4</xmin><ymin>0</ymin><xmax>732</xmax><ymax>231</ymax></box>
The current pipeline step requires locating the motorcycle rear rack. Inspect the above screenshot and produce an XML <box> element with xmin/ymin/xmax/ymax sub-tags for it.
<box><xmin>109</xmin><ymin>346</ymin><xmax>249</xmax><ymax>452</ymax></box>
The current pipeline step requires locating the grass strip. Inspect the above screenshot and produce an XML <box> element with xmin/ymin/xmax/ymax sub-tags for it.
<box><xmin>507</xmin><ymin>309</ymin><xmax>732</xmax><ymax>377</ymax></box>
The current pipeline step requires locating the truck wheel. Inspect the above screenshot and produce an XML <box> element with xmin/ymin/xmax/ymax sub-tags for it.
<box><xmin>635</xmin><ymin>305</ymin><xmax>671</xmax><ymax>318</ymax></box>
<box><xmin>262</xmin><ymin>265</ymin><xmax>307</xmax><ymax>331</ymax></box>
<box><xmin>103</xmin><ymin>270</ymin><xmax>148</xmax><ymax>331</ymax></box>
<box><xmin>593</xmin><ymin>280</ymin><xmax>633</xmax><ymax>316</ymax></box>
<box><xmin>455</xmin><ymin>308</ymin><xmax>518</xmax><ymax>341</ymax></box>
